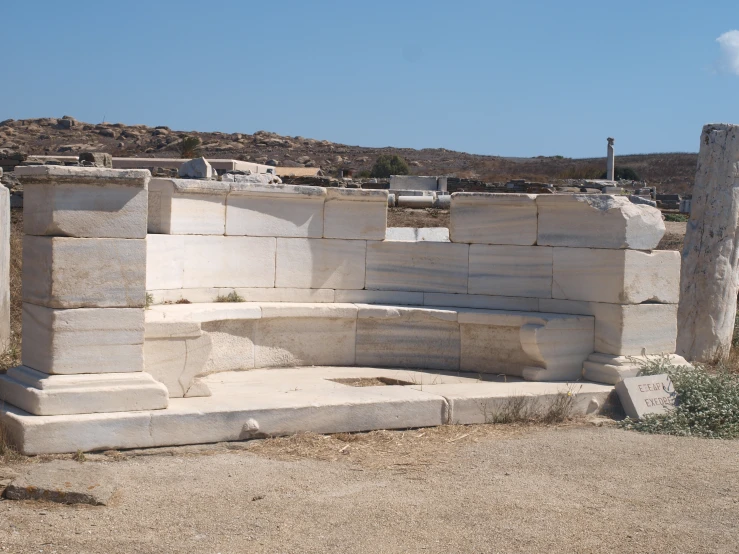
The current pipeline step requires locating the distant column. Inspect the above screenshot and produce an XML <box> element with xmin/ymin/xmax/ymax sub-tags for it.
<box><xmin>677</xmin><ymin>124</ymin><xmax>739</xmax><ymax>362</ymax></box>
<box><xmin>607</xmin><ymin>138</ymin><xmax>615</xmax><ymax>181</ymax></box>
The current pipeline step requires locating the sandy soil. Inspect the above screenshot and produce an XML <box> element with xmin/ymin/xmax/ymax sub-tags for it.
<box><xmin>0</xmin><ymin>423</ymin><xmax>737</xmax><ymax>553</ymax></box>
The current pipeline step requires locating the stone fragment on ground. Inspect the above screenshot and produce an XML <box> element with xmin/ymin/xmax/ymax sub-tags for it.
<box><xmin>178</xmin><ymin>157</ymin><xmax>213</xmax><ymax>179</ymax></box>
<box><xmin>78</xmin><ymin>151</ymin><xmax>113</xmax><ymax>168</ymax></box>
<box><xmin>4</xmin><ymin>461</ymin><xmax>117</xmax><ymax>505</ymax></box>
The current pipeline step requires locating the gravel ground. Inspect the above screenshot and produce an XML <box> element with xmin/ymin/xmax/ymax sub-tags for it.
<box><xmin>0</xmin><ymin>423</ymin><xmax>737</xmax><ymax>553</ymax></box>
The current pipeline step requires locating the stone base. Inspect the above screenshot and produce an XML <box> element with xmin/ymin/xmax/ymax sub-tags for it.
<box><xmin>0</xmin><ymin>366</ymin><xmax>613</xmax><ymax>454</ymax></box>
<box><xmin>582</xmin><ymin>353</ymin><xmax>690</xmax><ymax>385</ymax></box>
<box><xmin>0</xmin><ymin>366</ymin><xmax>169</xmax><ymax>416</ymax></box>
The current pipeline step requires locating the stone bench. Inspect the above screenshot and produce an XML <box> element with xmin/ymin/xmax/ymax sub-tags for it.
<box><xmin>144</xmin><ymin>302</ymin><xmax>596</xmax><ymax>398</ymax></box>
<box><xmin>1</xmin><ymin>167</ymin><xmax>686</xmax><ymax>427</ymax></box>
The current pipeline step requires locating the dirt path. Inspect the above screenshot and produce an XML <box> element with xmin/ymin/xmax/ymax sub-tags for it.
<box><xmin>0</xmin><ymin>423</ymin><xmax>737</xmax><ymax>553</ymax></box>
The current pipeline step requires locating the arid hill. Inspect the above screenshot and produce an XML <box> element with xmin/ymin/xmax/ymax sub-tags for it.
<box><xmin>0</xmin><ymin>116</ymin><xmax>697</xmax><ymax>193</ymax></box>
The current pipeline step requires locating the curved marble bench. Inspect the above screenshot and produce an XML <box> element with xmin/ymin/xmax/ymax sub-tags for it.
<box><xmin>144</xmin><ymin>302</ymin><xmax>596</xmax><ymax>398</ymax></box>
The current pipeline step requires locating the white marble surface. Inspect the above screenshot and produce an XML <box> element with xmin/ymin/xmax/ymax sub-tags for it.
<box><xmin>450</xmin><ymin>193</ymin><xmax>537</xmax><ymax>245</ymax></box>
<box><xmin>148</xmin><ymin>179</ymin><xmax>228</xmax><ymax>235</ymax></box>
<box><xmin>23</xmin><ymin>236</ymin><xmax>146</xmax><ymax>308</ymax></box>
<box><xmin>182</xmin><ymin>236</ymin><xmax>276</xmax><ymax>288</ymax></box>
<box><xmin>468</xmin><ymin>245</ymin><xmax>553</xmax><ymax>298</ymax></box>
<box><xmin>324</xmin><ymin>188</ymin><xmax>387</xmax><ymax>240</ymax></box>
<box><xmin>275</xmin><ymin>238</ymin><xmax>366</xmax><ymax>290</ymax></box>
<box><xmin>540</xmin><ymin>299</ymin><xmax>678</xmax><ymax>356</ymax></box>
<box><xmin>552</xmin><ymin>248</ymin><xmax>680</xmax><ymax>304</ymax></box>
<box><xmin>365</xmin><ymin>241</ymin><xmax>469</xmax><ymax>293</ymax></box>
<box><xmin>22</xmin><ymin>304</ymin><xmax>145</xmax><ymax>374</ymax></box>
<box><xmin>0</xmin><ymin>366</ymin><xmax>168</xmax><ymax>416</ymax></box>
<box><xmin>226</xmin><ymin>185</ymin><xmax>325</xmax><ymax>237</ymax></box>
<box><xmin>537</xmin><ymin>195</ymin><xmax>665</xmax><ymax>249</ymax></box>
<box><xmin>146</xmin><ymin>235</ymin><xmax>185</xmax><ymax>290</ymax></box>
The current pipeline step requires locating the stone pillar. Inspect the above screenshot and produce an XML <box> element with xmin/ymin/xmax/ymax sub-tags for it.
<box><xmin>0</xmin><ymin>166</ymin><xmax>168</xmax><ymax>415</ymax></box>
<box><xmin>677</xmin><ymin>124</ymin><xmax>739</xmax><ymax>362</ymax></box>
<box><xmin>607</xmin><ymin>138</ymin><xmax>615</xmax><ymax>181</ymax></box>
<box><xmin>0</xmin><ymin>184</ymin><xmax>9</xmax><ymax>350</ymax></box>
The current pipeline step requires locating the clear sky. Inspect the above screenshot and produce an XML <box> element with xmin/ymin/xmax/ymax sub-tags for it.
<box><xmin>2</xmin><ymin>1</ymin><xmax>738</xmax><ymax>157</ymax></box>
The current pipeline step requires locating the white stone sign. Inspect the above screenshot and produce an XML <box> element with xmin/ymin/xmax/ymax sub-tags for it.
<box><xmin>615</xmin><ymin>374</ymin><xmax>677</xmax><ymax>419</ymax></box>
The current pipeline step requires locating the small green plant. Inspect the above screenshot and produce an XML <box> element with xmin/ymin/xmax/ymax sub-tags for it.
<box><xmin>215</xmin><ymin>291</ymin><xmax>245</xmax><ymax>303</ymax></box>
<box><xmin>620</xmin><ymin>358</ymin><xmax>739</xmax><ymax>439</ymax></box>
<box><xmin>144</xmin><ymin>292</ymin><xmax>154</xmax><ymax>309</ymax></box>
<box><xmin>664</xmin><ymin>213</ymin><xmax>688</xmax><ymax>223</ymax></box>
<box><xmin>178</xmin><ymin>135</ymin><xmax>202</xmax><ymax>158</ymax></box>
<box><xmin>370</xmin><ymin>154</ymin><xmax>409</xmax><ymax>178</ymax></box>
<box><xmin>357</xmin><ymin>169</ymin><xmax>371</xmax><ymax>179</ymax></box>
<box><xmin>74</xmin><ymin>449</ymin><xmax>86</xmax><ymax>462</ymax></box>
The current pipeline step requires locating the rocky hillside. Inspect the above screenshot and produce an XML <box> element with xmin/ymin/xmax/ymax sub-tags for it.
<box><xmin>0</xmin><ymin>116</ymin><xmax>698</xmax><ymax>193</ymax></box>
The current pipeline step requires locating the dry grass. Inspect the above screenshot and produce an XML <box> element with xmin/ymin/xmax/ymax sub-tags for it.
<box><xmin>0</xmin><ymin>209</ymin><xmax>22</xmax><ymax>373</ymax></box>
<box><xmin>387</xmin><ymin>207</ymin><xmax>449</xmax><ymax>228</ymax></box>
<box><xmin>656</xmin><ymin>233</ymin><xmax>684</xmax><ymax>251</ymax></box>
<box><xmin>0</xmin><ymin>419</ymin><xmax>23</xmax><ymax>464</ymax></box>
<box><xmin>330</xmin><ymin>377</ymin><xmax>414</xmax><ymax>387</ymax></box>
<box><xmin>247</xmin><ymin>425</ymin><xmax>534</xmax><ymax>471</ymax></box>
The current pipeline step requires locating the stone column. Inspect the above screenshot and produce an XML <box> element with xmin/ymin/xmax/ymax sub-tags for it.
<box><xmin>0</xmin><ymin>166</ymin><xmax>168</xmax><ymax>415</ymax></box>
<box><xmin>677</xmin><ymin>124</ymin><xmax>739</xmax><ymax>362</ymax></box>
<box><xmin>0</xmin><ymin>184</ymin><xmax>9</xmax><ymax>350</ymax></box>
<box><xmin>606</xmin><ymin>138</ymin><xmax>615</xmax><ymax>181</ymax></box>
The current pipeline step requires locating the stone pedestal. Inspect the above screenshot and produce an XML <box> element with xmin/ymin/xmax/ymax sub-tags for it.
<box><xmin>0</xmin><ymin>167</ymin><xmax>168</xmax><ymax>415</ymax></box>
<box><xmin>677</xmin><ymin>124</ymin><xmax>739</xmax><ymax>361</ymax></box>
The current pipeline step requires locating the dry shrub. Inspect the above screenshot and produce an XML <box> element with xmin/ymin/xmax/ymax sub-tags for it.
<box><xmin>656</xmin><ymin>233</ymin><xmax>684</xmax><ymax>251</ymax></box>
<box><xmin>482</xmin><ymin>389</ymin><xmax>577</xmax><ymax>425</ymax></box>
<box><xmin>0</xmin><ymin>209</ymin><xmax>22</xmax><ymax>372</ymax></box>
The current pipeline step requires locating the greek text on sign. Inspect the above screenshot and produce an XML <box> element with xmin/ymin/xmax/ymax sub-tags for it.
<box><xmin>615</xmin><ymin>374</ymin><xmax>678</xmax><ymax>420</ymax></box>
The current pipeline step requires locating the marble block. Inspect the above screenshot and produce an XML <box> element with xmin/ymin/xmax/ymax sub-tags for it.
<box><xmin>148</xmin><ymin>178</ymin><xmax>228</xmax><ymax>235</ymax></box>
<box><xmin>17</xmin><ymin>166</ymin><xmax>150</xmax><ymax>239</ymax></box>
<box><xmin>22</xmin><ymin>304</ymin><xmax>145</xmax><ymax>374</ymax></box>
<box><xmin>146</xmin><ymin>234</ymin><xmax>185</xmax><ymax>290</ymax></box>
<box><xmin>458</xmin><ymin>310</ymin><xmax>594</xmax><ymax>381</ymax></box>
<box><xmin>254</xmin><ymin>317</ymin><xmax>356</xmax><ymax>368</ymax></box>
<box><xmin>468</xmin><ymin>245</ymin><xmax>553</xmax><ymax>298</ymax></box>
<box><xmin>450</xmin><ymin>193</ymin><xmax>537</xmax><ymax>245</ymax></box>
<box><xmin>182</xmin><ymin>236</ymin><xmax>276</xmax><ymax>288</ymax></box>
<box><xmin>226</xmin><ymin>183</ymin><xmax>325</xmax><ymax>237</ymax></box>
<box><xmin>424</xmin><ymin>293</ymin><xmax>539</xmax><ymax>311</ymax></box>
<box><xmin>0</xmin><ymin>366</ymin><xmax>168</xmax><ymax>416</ymax></box>
<box><xmin>275</xmin><ymin>238</ymin><xmax>366</xmax><ymax>290</ymax></box>
<box><xmin>365</xmin><ymin>241</ymin><xmax>469</xmax><ymax>293</ymax></box>
<box><xmin>583</xmin><ymin>353</ymin><xmax>690</xmax><ymax>385</ymax></box>
<box><xmin>355</xmin><ymin>306</ymin><xmax>460</xmax><ymax>370</ymax></box>
<box><xmin>385</xmin><ymin>227</ymin><xmax>450</xmax><ymax>242</ymax></box>
<box><xmin>537</xmin><ymin>195</ymin><xmax>665</xmax><ymax>249</ymax></box>
<box><xmin>552</xmin><ymin>248</ymin><xmax>681</xmax><ymax>304</ymax></box>
<box><xmin>334</xmin><ymin>290</ymin><xmax>424</xmax><ymax>306</ymax></box>
<box><xmin>539</xmin><ymin>299</ymin><xmax>678</xmax><ymax>356</ymax></box>
<box><xmin>144</xmin><ymin>320</ymin><xmax>212</xmax><ymax>397</ymax></box>
<box><xmin>201</xmin><ymin>319</ymin><xmax>257</xmax><ymax>373</ymax></box>
<box><xmin>324</xmin><ymin>188</ymin><xmax>387</xmax><ymax>240</ymax></box>
<box><xmin>23</xmin><ymin>236</ymin><xmax>146</xmax><ymax>309</ymax></box>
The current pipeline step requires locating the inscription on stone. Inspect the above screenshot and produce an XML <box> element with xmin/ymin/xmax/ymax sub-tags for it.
<box><xmin>615</xmin><ymin>374</ymin><xmax>677</xmax><ymax>419</ymax></box>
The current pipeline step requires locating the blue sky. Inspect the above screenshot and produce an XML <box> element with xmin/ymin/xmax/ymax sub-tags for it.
<box><xmin>2</xmin><ymin>1</ymin><xmax>737</xmax><ymax>157</ymax></box>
